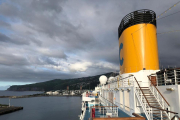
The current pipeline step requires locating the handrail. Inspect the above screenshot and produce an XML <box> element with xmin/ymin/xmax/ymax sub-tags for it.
<box><xmin>93</xmin><ymin>106</ymin><xmax>118</xmax><ymax>108</ymax></box>
<box><xmin>114</xmin><ymin>101</ymin><xmax>133</xmax><ymax>111</ymax></box>
<box><xmin>148</xmin><ymin>76</ymin><xmax>170</xmax><ymax>106</ymax></box>
<box><xmin>171</xmin><ymin>115</ymin><xmax>180</xmax><ymax>120</ymax></box>
<box><xmin>119</xmin><ymin>75</ymin><xmax>133</xmax><ymax>81</ymax></box>
<box><xmin>135</xmin><ymin>77</ymin><xmax>178</xmax><ymax>117</ymax></box>
<box><xmin>110</xmin><ymin>75</ymin><xmax>133</xmax><ymax>84</ymax></box>
<box><xmin>134</xmin><ymin>77</ymin><xmax>151</xmax><ymax>106</ymax></box>
<box><xmin>99</xmin><ymin>95</ymin><xmax>117</xmax><ymax>106</ymax></box>
<box><xmin>165</xmin><ymin>67</ymin><xmax>180</xmax><ymax>72</ymax></box>
<box><xmin>132</xmin><ymin>113</ymin><xmax>144</xmax><ymax>117</ymax></box>
<box><xmin>150</xmin><ymin>106</ymin><xmax>178</xmax><ymax>114</ymax></box>
<box><xmin>80</xmin><ymin>106</ymin><xmax>86</xmax><ymax>120</ymax></box>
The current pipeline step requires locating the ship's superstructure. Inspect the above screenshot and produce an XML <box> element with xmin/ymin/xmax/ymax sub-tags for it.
<box><xmin>79</xmin><ymin>9</ymin><xmax>180</xmax><ymax>120</ymax></box>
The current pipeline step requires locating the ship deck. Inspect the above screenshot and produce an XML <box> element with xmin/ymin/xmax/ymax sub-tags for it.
<box><xmin>84</xmin><ymin>105</ymin><xmax>131</xmax><ymax>120</ymax></box>
<box><xmin>81</xmin><ymin>92</ymin><xmax>146</xmax><ymax>120</ymax></box>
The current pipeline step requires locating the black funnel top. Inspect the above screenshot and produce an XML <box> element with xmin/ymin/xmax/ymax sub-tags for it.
<box><xmin>118</xmin><ymin>9</ymin><xmax>156</xmax><ymax>38</ymax></box>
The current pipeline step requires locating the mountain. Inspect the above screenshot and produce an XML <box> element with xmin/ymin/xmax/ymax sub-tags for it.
<box><xmin>7</xmin><ymin>72</ymin><xmax>116</xmax><ymax>91</ymax></box>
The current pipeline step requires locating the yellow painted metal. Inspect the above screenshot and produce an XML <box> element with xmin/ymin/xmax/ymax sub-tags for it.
<box><xmin>119</xmin><ymin>23</ymin><xmax>159</xmax><ymax>74</ymax></box>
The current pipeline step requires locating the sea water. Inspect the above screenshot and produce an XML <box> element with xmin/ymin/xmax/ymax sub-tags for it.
<box><xmin>0</xmin><ymin>91</ymin><xmax>81</xmax><ymax>120</ymax></box>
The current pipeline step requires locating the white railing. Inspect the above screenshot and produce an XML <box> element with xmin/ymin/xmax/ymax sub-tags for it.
<box><xmin>99</xmin><ymin>96</ymin><xmax>116</xmax><ymax>107</ymax></box>
<box><xmin>156</xmin><ymin>68</ymin><xmax>180</xmax><ymax>86</ymax></box>
<box><xmin>89</xmin><ymin>106</ymin><xmax>118</xmax><ymax>119</ymax></box>
<box><xmin>79</xmin><ymin>102</ymin><xmax>86</xmax><ymax>120</ymax></box>
<box><xmin>148</xmin><ymin>76</ymin><xmax>171</xmax><ymax>118</ymax></box>
<box><xmin>79</xmin><ymin>107</ymin><xmax>86</xmax><ymax>120</ymax></box>
<box><xmin>119</xmin><ymin>76</ymin><xmax>134</xmax><ymax>88</ymax></box>
<box><xmin>149</xmin><ymin>84</ymin><xmax>170</xmax><ymax>109</ymax></box>
<box><xmin>135</xmin><ymin>88</ymin><xmax>153</xmax><ymax>120</ymax></box>
<box><xmin>104</xmin><ymin>75</ymin><xmax>134</xmax><ymax>90</ymax></box>
<box><xmin>149</xmin><ymin>82</ymin><xmax>170</xmax><ymax>119</ymax></box>
<box><xmin>96</xmin><ymin>96</ymin><xmax>118</xmax><ymax>117</ymax></box>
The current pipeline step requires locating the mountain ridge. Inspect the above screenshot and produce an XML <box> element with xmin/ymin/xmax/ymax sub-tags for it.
<box><xmin>7</xmin><ymin>72</ymin><xmax>115</xmax><ymax>91</ymax></box>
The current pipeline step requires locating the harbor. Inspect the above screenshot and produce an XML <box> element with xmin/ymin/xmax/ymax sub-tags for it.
<box><xmin>0</xmin><ymin>89</ymin><xmax>87</xmax><ymax>99</ymax></box>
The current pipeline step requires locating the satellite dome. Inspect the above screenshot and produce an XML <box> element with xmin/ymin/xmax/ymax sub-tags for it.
<box><xmin>108</xmin><ymin>77</ymin><xmax>115</xmax><ymax>81</ymax></box>
<box><xmin>99</xmin><ymin>75</ymin><xmax>107</xmax><ymax>85</ymax></box>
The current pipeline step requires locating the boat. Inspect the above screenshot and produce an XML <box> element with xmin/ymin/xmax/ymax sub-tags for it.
<box><xmin>79</xmin><ymin>9</ymin><xmax>180</xmax><ymax>120</ymax></box>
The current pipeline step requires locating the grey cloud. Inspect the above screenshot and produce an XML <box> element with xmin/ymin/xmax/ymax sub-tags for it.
<box><xmin>0</xmin><ymin>0</ymin><xmax>180</xmax><ymax>86</ymax></box>
<box><xmin>0</xmin><ymin>65</ymin><xmax>78</xmax><ymax>82</ymax></box>
<box><xmin>0</xmin><ymin>20</ymin><xmax>10</xmax><ymax>27</ymax></box>
<box><xmin>27</xmin><ymin>56</ymin><xmax>58</xmax><ymax>66</ymax></box>
<box><xmin>0</xmin><ymin>33</ymin><xmax>11</xmax><ymax>42</ymax></box>
<box><xmin>31</xmin><ymin>0</ymin><xmax>64</xmax><ymax>13</ymax></box>
<box><xmin>0</xmin><ymin>33</ymin><xmax>31</xmax><ymax>45</ymax></box>
<box><xmin>39</xmin><ymin>49</ymin><xmax>67</xmax><ymax>59</ymax></box>
<box><xmin>40</xmin><ymin>56</ymin><xmax>58</xmax><ymax>66</ymax></box>
<box><xmin>0</xmin><ymin>2</ymin><xmax>19</xmax><ymax>17</ymax></box>
<box><xmin>0</xmin><ymin>0</ymin><xmax>96</xmax><ymax>51</ymax></box>
<box><xmin>27</xmin><ymin>55</ymin><xmax>43</xmax><ymax>65</ymax></box>
<box><xmin>0</xmin><ymin>53</ymin><xmax>28</xmax><ymax>66</ymax></box>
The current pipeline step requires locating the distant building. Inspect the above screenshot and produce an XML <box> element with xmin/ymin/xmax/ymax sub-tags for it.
<box><xmin>53</xmin><ymin>91</ymin><xmax>59</xmax><ymax>95</ymax></box>
<box><xmin>70</xmin><ymin>91</ymin><xmax>75</xmax><ymax>95</ymax></box>
<box><xmin>46</xmin><ymin>91</ymin><xmax>53</xmax><ymax>95</ymax></box>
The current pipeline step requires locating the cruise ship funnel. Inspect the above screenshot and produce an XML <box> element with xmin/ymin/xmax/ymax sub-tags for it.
<box><xmin>118</xmin><ymin>9</ymin><xmax>159</xmax><ymax>74</ymax></box>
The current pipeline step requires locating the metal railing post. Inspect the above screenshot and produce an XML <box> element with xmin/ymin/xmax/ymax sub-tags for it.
<box><xmin>174</xmin><ymin>70</ymin><xmax>177</xmax><ymax>85</ymax></box>
<box><xmin>162</xmin><ymin>97</ymin><xmax>164</xmax><ymax>109</ymax></box>
<box><xmin>168</xmin><ymin>106</ymin><xmax>170</xmax><ymax>118</ymax></box>
<box><xmin>164</xmin><ymin>72</ymin><xmax>166</xmax><ymax>86</ymax></box>
<box><xmin>103</xmin><ymin>107</ymin><xmax>104</xmax><ymax>117</ymax></box>
<box><xmin>157</xmin><ymin>91</ymin><xmax>159</xmax><ymax>103</ymax></box>
<box><xmin>117</xmin><ymin>107</ymin><xmax>118</xmax><ymax>117</ymax></box>
<box><xmin>122</xmin><ymin>80</ymin><xmax>124</xmax><ymax>87</ymax></box>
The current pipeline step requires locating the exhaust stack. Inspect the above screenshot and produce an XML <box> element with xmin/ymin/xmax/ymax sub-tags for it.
<box><xmin>118</xmin><ymin>9</ymin><xmax>159</xmax><ymax>74</ymax></box>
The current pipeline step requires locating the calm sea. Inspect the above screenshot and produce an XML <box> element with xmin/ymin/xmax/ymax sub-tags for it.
<box><xmin>0</xmin><ymin>91</ymin><xmax>82</xmax><ymax>120</ymax></box>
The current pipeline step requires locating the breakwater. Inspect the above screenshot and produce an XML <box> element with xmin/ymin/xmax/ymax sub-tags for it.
<box><xmin>0</xmin><ymin>106</ymin><xmax>23</xmax><ymax>115</ymax></box>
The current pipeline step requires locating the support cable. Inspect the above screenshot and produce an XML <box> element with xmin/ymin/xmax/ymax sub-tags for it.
<box><xmin>131</xmin><ymin>1</ymin><xmax>180</xmax><ymax>35</ymax></box>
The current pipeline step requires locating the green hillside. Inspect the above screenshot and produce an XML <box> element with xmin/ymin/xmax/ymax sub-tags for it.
<box><xmin>7</xmin><ymin>72</ymin><xmax>115</xmax><ymax>91</ymax></box>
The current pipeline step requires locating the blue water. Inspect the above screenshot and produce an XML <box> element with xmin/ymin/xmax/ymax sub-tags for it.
<box><xmin>0</xmin><ymin>91</ymin><xmax>81</xmax><ymax>120</ymax></box>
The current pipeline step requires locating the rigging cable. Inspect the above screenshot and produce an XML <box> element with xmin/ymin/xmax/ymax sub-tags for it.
<box><xmin>156</xmin><ymin>1</ymin><xmax>180</xmax><ymax>19</ymax></box>
<box><xmin>131</xmin><ymin>1</ymin><xmax>180</xmax><ymax>35</ymax></box>
<box><xmin>157</xmin><ymin>10</ymin><xmax>180</xmax><ymax>20</ymax></box>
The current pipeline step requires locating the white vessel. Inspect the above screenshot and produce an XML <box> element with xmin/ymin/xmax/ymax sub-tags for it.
<box><xmin>79</xmin><ymin>9</ymin><xmax>180</xmax><ymax>120</ymax></box>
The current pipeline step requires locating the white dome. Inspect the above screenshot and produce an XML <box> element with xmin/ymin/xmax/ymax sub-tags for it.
<box><xmin>99</xmin><ymin>75</ymin><xmax>107</xmax><ymax>85</ymax></box>
<box><xmin>108</xmin><ymin>77</ymin><xmax>115</xmax><ymax>81</ymax></box>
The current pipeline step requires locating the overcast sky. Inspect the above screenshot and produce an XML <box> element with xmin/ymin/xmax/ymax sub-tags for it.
<box><xmin>0</xmin><ymin>0</ymin><xmax>180</xmax><ymax>90</ymax></box>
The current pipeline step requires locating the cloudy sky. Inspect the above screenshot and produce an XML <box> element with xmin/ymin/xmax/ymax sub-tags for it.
<box><xmin>0</xmin><ymin>0</ymin><xmax>180</xmax><ymax>90</ymax></box>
